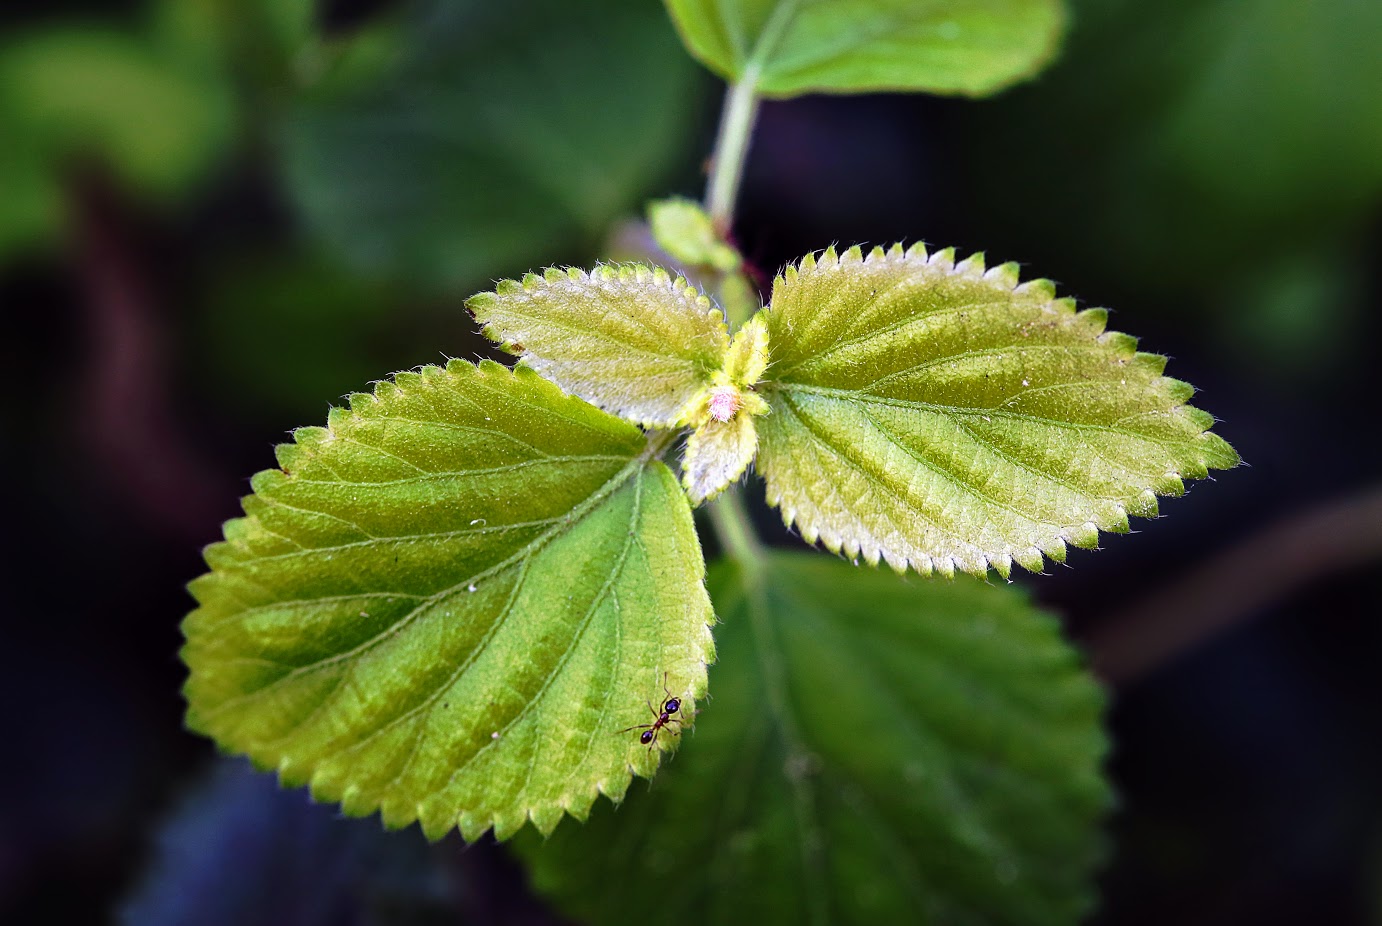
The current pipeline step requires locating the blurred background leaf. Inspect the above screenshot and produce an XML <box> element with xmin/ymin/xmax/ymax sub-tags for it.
<box><xmin>965</xmin><ymin>0</ymin><xmax>1382</xmax><ymax>365</ymax></box>
<box><xmin>281</xmin><ymin>0</ymin><xmax>707</xmax><ymax>293</ymax></box>
<box><xmin>0</xmin><ymin>22</ymin><xmax>235</xmax><ymax>256</ymax></box>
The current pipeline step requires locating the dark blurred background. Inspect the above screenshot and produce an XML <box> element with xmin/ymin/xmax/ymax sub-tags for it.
<box><xmin>2</xmin><ymin>1</ymin><xmax>1380</xmax><ymax>924</ymax></box>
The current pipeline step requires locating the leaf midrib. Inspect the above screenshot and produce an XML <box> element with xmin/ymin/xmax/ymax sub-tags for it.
<box><xmin>197</xmin><ymin>432</ymin><xmax>672</xmax><ymax>726</ymax></box>
<box><xmin>770</xmin><ymin>382</ymin><xmax>1194</xmax><ymax>449</ymax></box>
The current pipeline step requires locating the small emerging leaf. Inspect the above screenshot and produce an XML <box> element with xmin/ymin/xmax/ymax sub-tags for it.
<box><xmin>663</xmin><ymin>0</ymin><xmax>1067</xmax><ymax>98</ymax></box>
<box><xmin>679</xmin><ymin>316</ymin><xmax>771</xmax><ymax>502</ymax></box>
<box><xmin>648</xmin><ymin>197</ymin><xmax>742</xmax><ymax>272</ymax></box>
<box><xmin>182</xmin><ymin>360</ymin><xmax>715</xmax><ymax>842</ymax></box>
<box><xmin>516</xmin><ymin>552</ymin><xmax>1111</xmax><ymax>925</ymax></box>
<box><xmin>468</xmin><ymin>264</ymin><xmax>728</xmax><ymax>427</ymax></box>
<box><xmin>757</xmin><ymin>244</ymin><xmax>1238</xmax><ymax>577</ymax></box>
<box><xmin>682</xmin><ymin>414</ymin><xmax>757</xmax><ymax>504</ymax></box>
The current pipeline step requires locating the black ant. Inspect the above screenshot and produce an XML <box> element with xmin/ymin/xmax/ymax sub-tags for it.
<box><xmin>619</xmin><ymin>672</ymin><xmax>685</xmax><ymax>749</ymax></box>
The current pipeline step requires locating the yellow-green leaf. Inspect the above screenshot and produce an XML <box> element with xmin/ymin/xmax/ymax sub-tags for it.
<box><xmin>682</xmin><ymin>414</ymin><xmax>758</xmax><ymax>504</ymax></box>
<box><xmin>757</xmin><ymin>244</ymin><xmax>1238</xmax><ymax>577</ymax></box>
<box><xmin>648</xmin><ymin>197</ymin><xmax>742</xmax><ymax>272</ymax></box>
<box><xmin>182</xmin><ymin>360</ymin><xmax>715</xmax><ymax>841</ymax></box>
<box><xmin>468</xmin><ymin>264</ymin><xmax>728</xmax><ymax>428</ymax></box>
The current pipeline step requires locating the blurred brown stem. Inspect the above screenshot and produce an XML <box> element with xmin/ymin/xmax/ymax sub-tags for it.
<box><xmin>70</xmin><ymin>171</ymin><xmax>227</xmax><ymax>542</ymax></box>
<box><xmin>1086</xmin><ymin>484</ymin><xmax>1382</xmax><ymax>685</ymax></box>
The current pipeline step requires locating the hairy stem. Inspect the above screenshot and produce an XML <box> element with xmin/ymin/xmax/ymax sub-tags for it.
<box><xmin>704</xmin><ymin>68</ymin><xmax>761</xmax><ymax>232</ymax></box>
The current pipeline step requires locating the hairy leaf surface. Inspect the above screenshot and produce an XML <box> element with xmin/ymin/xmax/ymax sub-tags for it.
<box><xmin>757</xmin><ymin>245</ymin><xmax>1238</xmax><ymax>577</ymax></box>
<box><xmin>182</xmin><ymin>360</ymin><xmax>715</xmax><ymax>841</ymax></box>
<box><xmin>468</xmin><ymin>264</ymin><xmax>728</xmax><ymax>427</ymax></box>
<box><xmin>517</xmin><ymin>552</ymin><xmax>1110</xmax><ymax>925</ymax></box>
<box><xmin>663</xmin><ymin>0</ymin><xmax>1066</xmax><ymax>98</ymax></box>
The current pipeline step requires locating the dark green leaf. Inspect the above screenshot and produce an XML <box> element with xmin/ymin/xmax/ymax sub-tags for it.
<box><xmin>281</xmin><ymin>0</ymin><xmax>704</xmax><ymax>290</ymax></box>
<box><xmin>517</xmin><ymin>551</ymin><xmax>1110</xmax><ymax>925</ymax></box>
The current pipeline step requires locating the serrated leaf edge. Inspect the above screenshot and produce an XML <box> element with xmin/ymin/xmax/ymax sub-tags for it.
<box><xmin>762</xmin><ymin>243</ymin><xmax>1241</xmax><ymax>580</ymax></box>
<box><xmin>466</xmin><ymin>262</ymin><xmax>729</xmax><ymax>428</ymax></box>
<box><xmin>183</xmin><ymin>358</ymin><xmax>715</xmax><ymax>843</ymax></box>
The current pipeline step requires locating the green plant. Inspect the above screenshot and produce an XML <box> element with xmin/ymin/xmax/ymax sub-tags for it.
<box><xmin>181</xmin><ymin>2</ymin><xmax>1237</xmax><ymax>922</ymax></box>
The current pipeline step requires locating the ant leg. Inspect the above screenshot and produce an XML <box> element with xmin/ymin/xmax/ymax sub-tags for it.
<box><xmin>617</xmin><ymin>723</ymin><xmax>654</xmax><ymax>734</ymax></box>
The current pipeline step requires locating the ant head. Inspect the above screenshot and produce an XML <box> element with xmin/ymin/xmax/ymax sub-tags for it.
<box><xmin>640</xmin><ymin>729</ymin><xmax>655</xmax><ymax>745</ymax></box>
<box><xmin>663</xmin><ymin>697</ymin><xmax>681</xmax><ymax>714</ymax></box>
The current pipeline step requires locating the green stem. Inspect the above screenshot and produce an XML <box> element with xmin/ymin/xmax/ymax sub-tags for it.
<box><xmin>704</xmin><ymin>69</ymin><xmax>761</xmax><ymax>232</ymax></box>
<box><xmin>708</xmin><ymin>490</ymin><xmax>766</xmax><ymax>577</ymax></box>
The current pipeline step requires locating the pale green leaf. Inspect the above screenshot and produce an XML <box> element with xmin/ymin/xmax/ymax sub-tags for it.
<box><xmin>757</xmin><ymin>244</ymin><xmax>1238</xmax><ymax>578</ymax></box>
<box><xmin>663</xmin><ymin>0</ymin><xmax>1066</xmax><ymax>98</ymax></box>
<box><xmin>182</xmin><ymin>360</ymin><xmax>715</xmax><ymax>842</ymax></box>
<box><xmin>516</xmin><ymin>552</ymin><xmax>1110</xmax><ymax>925</ymax></box>
<box><xmin>648</xmin><ymin>197</ymin><xmax>742</xmax><ymax>272</ymax></box>
<box><xmin>682</xmin><ymin>414</ymin><xmax>758</xmax><ymax>504</ymax></box>
<box><xmin>468</xmin><ymin>264</ymin><xmax>728</xmax><ymax>427</ymax></box>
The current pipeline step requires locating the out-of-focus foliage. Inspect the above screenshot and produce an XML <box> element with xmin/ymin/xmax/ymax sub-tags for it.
<box><xmin>119</xmin><ymin>759</ymin><xmax>454</xmax><ymax>926</ymax></box>
<box><xmin>970</xmin><ymin>0</ymin><xmax>1382</xmax><ymax>360</ymax></box>
<box><xmin>282</xmin><ymin>0</ymin><xmax>705</xmax><ymax>292</ymax></box>
<box><xmin>195</xmin><ymin>252</ymin><xmax>397</xmax><ymax>419</ymax></box>
<box><xmin>0</xmin><ymin>21</ymin><xmax>234</xmax><ymax>254</ymax></box>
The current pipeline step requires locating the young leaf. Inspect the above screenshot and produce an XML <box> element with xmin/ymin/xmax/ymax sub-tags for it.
<box><xmin>681</xmin><ymin>413</ymin><xmax>758</xmax><ymax>504</ymax></box>
<box><xmin>515</xmin><ymin>552</ymin><xmax>1110</xmax><ymax>925</ymax></box>
<box><xmin>678</xmin><ymin>316</ymin><xmax>772</xmax><ymax>503</ymax></box>
<box><xmin>663</xmin><ymin>0</ymin><xmax>1066</xmax><ymax>98</ymax></box>
<box><xmin>648</xmin><ymin>197</ymin><xmax>742</xmax><ymax>272</ymax></box>
<box><xmin>756</xmin><ymin>245</ymin><xmax>1238</xmax><ymax>578</ymax></box>
<box><xmin>182</xmin><ymin>360</ymin><xmax>715</xmax><ymax>842</ymax></box>
<box><xmin>468</xmin><ymin>264</ymin><xmax>728</xmax><ymax>427</ymax></box>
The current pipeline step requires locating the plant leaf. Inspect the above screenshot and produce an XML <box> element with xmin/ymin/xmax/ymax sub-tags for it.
<box><xmin>515</xmin><ymin>551</ymin><xmax>1110</xmax><ymax>925</ymax></box>
<box><xmin>662</xmin><ymin>0</ymin><xmax>1066</xmax><ymax>98</ymax></box>
<box><xmin>182</xmin><ymin>359</ymin><xmax>715</xmax><ymax>842</ymax></box>
<box><xmin>648</xmin><ymin>197</ymin><xmax>742</xmax><ymax>272</ymax></box>
<box><xmin>468</xmin><ymin>264</ymin><xmax>728</xmax><ymax>427</ymax></box>
<box><xmin>756</xmin><ymin>244</ymin><xmax>1238</xmax><ymax>578</ymax></box>
<box><xmin>681</xmin><ymin>414</ymin><xmax>758</xmax><ymax>504</ymax></box>
<box><xmin>282</xmin><ymin>0</ymin><xmax>702</xmax><ymax>291</ymax></box>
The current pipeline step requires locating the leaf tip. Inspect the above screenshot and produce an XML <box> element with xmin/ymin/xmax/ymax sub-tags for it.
<box><xmin>955</xmin><ymin>251</ymin><xmax>986</xmax><ymax>277</ymax></box>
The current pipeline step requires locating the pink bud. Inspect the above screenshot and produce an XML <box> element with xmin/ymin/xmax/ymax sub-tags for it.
<box><xmin>708</xmin><ymin>386</ymin><xmax>740</xmax><ymax>422</ymax></box>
